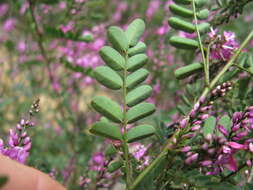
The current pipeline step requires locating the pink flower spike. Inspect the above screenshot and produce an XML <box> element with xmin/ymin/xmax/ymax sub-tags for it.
<box><xmin>227</xmin><ymin>142</ymin><xmax>245</xmax><ymax>150</ymax></box>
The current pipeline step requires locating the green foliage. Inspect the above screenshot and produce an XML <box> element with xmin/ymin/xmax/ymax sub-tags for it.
<box><xmin>90</xmin><ymin>122</ymin><xmax>122</xmax><ymax>140</ymax></box>
<box><xmin>127</xmin><ymin>125</ymin><xmax>156</xmax><ymax>143</ymax></box>
<box><xmin>125</xmin><ymin>19</ymin><xmax>145</xmax><ymax>47</ymax></box>
<box><xmin>203</xmin><ymin>116</ymin><xmax>216</xmax><ymax>136</ymax></box>
<box><xmin>91</xmin><ymin>96</ymin><xmax>123</xmax><ymax>123</ymax></box>
<box><xmin>99</xmin><ymin>46</ymin><xmax>125</xmax><ymax>70</ymax></box>
<box><xmin>126</xmin><ymin>68</ymin><xmax>149</xmax><ymax>90</ymax></box>
<box><xmin>127</xmin><ymin>103</ymin><xmax>156</xmax><ymax>123</ymax></box>
<box><xmin>169</xmin><ymin>36</ymin><xmax>199</xmax><ymax>49</ymax></box>
<box><xmin>127</xmin><ymin>54</ymin><xmax>148</xmax><ymax>72</ymax></box>
<box><xmin>107</xmin><ymin>26</ymin><xmax>129</xmax><ymax>52</ymax></box>
<box><xmin>94</xmin><ymin>66</ymin><xmax>123</xmax><ymax>90</ymax></box>
<box><xmin>107</xmin><ymin>160</ymin><xmax>123</xmax><ymax>173</ymax></box>
<box><xmin>90</xmin><ymin>19</ymin><xmax>156</xmax><ymax>145</ymax></box>
<box><xmin>126</xmin><ymin>85</ymin><xmax>152</xmax><ymax>107</ymax></box>
<box><xmin>128</xmin><ymin>42</ymin><xmax>147</xmax><ymax>56</ymax></box>
<box><xmin>174</xmin><ymin>62</ymin><xmax>203</xmax><ymax>79</ymax></box>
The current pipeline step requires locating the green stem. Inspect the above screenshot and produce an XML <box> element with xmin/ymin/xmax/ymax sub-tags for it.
<box><xmin>129</xmin><ymin>29</ymin><xmax>253</xmax><ymax>190</ymax></box>
<box><xmin>192</xmin><ymin>0</ymin><xmax>209</xmax><ymax>87</ymax></box>
<box><xmin>123</xmin><ymin>53</ymin><xmax>131</xmax><ymax>188</ymax></box>
<box><xmin>129</xmin><ymin>150</ymin><xmax>168</xmax><ymax>190</ymax></box>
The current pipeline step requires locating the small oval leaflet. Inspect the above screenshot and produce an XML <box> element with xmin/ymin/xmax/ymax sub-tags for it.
<box><xmin>91</xmin><ymin>96</ymin><xmax>123</xmax><ymax>123</ymax></box>
<box><xmin>90</xmin><ymin>121</ymin><xmax>122</xmax><ymax>141</ymax></box>
<box><xmin>197</xmin><ymin>9</ymin><xmax>209</xmax><ymax>20</ymax></box>
<box><xmin>99</xmin><ymin>46</ymin><xmax>125</xmax><ymax>71</ymax></box>
<box><xmin>203</xmin><ymin>116</ymin><xmax>216</xmax><ymax>136</ymax></box>
<box><xmin>168</xmin><ymin>17</ymin><xmax>195</xmax><ymax>33</ymax></box>
<box><xmin>94</xmin><ymin>66</ymin><xmax>123</xmax><ymax>90</ymax></box>
<box><xmin>126</xmin><ymin>85</ymin><xmax>152</xmax><ymax>107</ymax></box>
<box><xmin>107</xmin><ymin>26</ymin><xmax>128</xmax><ymax>52</ymax></box>
<box><xmin>169</xmin><ymin>4</ymin><xmax>193</xmax><ymax>18</ymax></box>
<box><xmin>107</xmin><ymin>160</ymin><xmax>123</xmax><ymax>173</ymax></box>
<box><xmin>128</xmin><ymin>42</ymin><xmax>147</xmax><ymax>56</ymax></box>
<box><xmin>197</xmin><ymin>22</ymin><xmax>210</xmax><ymax>34</ymax></box>
<box><xmin>125</xmin><ymin>19</ymin><xmax>145</xmax><ymax>47</ymax></box>
<box><xmin>169</xmin><ymin>36</ymin><xmax>199</xmax><ymax>50</ymax></box>
<box><xmin>127</xmin><ymin>103</ymin><xmax>155</xmax><ymax>123</ymax></box>
<box><xmin>127</xmin><ymin>54</ymin><xmax>148</xmax><ymax>72</ymax></box>
<box><xmin>173</xmin><ymin>0</ymin><xmax>192</xmax><ymax>5</ymax></box>
<box><xmin>174</xmin><ymin>62</ymin><xmax>203</xmax><ymax>80</ymax></box>
<box><xmin>127</xmin><ymin>124</ymin><xmax>156</xmax><ymax>143</ymax></box>
<box><xmin>126</xmin><ymin>68</ymin><xmax>149</xmax><ymax>90</ymax></box>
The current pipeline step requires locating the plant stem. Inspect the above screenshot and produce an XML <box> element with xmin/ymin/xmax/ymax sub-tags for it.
<box><xmin>129</xmin><ymin>29</ymin><xmax>253</xmax><ymax>190</ymax></box>
<box><xmin>192</xmin><ymin>0</ymin><xmax>209</xmax><ymax>87</ymax></box>
<box><xmin>123</xmin><ymin>53</ymin><xmax>131</xmax><ymax>188</ymax></box>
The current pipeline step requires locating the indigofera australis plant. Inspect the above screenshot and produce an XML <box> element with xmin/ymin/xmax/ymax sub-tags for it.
<box><xmin>90</xmin><ymin>18</ymin><xmax>156</xmax><ymax>188</ymax></box>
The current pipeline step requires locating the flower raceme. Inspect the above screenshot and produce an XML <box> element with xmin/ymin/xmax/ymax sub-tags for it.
<box><xmin>0</xmin><ymin>99</ymin><xmax>39</xmax><ymax>164</ymax></box>
<box><xmin>182</xmin><ymin>106</ymin><xmax>253</xmax><ymax>175</ymax></box>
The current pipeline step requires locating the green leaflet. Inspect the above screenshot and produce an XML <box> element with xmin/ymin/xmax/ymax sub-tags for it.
<box><xmin>168</xmin><ymin>17</ymin><xmax>195</xmax><ymax>33</ymax></box>
<box><xmin>99</xmin><ymin>46</ymin><xmax>125</xmax><ymax>70</ymax></box>
<box><xmin>126</xmin><ymin>68</ymin><xmax>149</xmax><ymax>90</ymax></box>
<box><xmin>127</xmin><ymin>125</ymin><xmax>156</xmax><ymax>143</ymax></box>
<box><xmin>126</xmin><ymin>85</ymin><xmax>152</xmax><ymax>107</ymax></box>
<box><xmin>94</xmin><ymin>66</ymin><xmax>123</xmax><ymax>90</ymax></box>
<box><xmin>128</xmin><ymin>42</ymin><xmax>147</xmax><ymax>56</ymax></box>
<box><xmin>203</xmin><ymin>116</ymin><xmax>216</xmax><ymax>136</ymax></box>
<box><xmin>169</xmin><ymin>4</ymin><xmax>208</xmax><ymax>20</ymax></box>
<box><xmin>197</xmin><ymin>9</ymin><xmax>209</xmax><ymax>20</ymax></box>
<box><xmin>125</xmin><ymin>19</ymin><xmax>145</xmax><ymax>47</ymax></box>
<box><xmin>90</xmin><ymin>121</ymin><xmax>122</xmax><ymax>140</ymax></box>
<box><xmin>218</xmin><ymin>115</ymin><xmax>231</xmax><ymax>133</ymax></box>
<box><xmin>105</xmin><ymin>145</ymin><xmax>117</xmax><ymax>157</ymax></box>
<box><xmin>107</xmin><ymin>160</ymin><xmax>123</xmax><ymax>173</ymax></box>
<box><xmin>174</xmin><ymin>62</ymin><xmax>203</xmax><ymax>79</ymax></box>
<box><xmin>107</xmin><ymin>26</ymin><xmax>128</xmax><ymax>52</ymax></box>
<box><xmin>127</xmin><ymin>54</ymin><xmax>148</xmax><ymax>72</ymax></box>
<box><xmin>197</xmin><ymin>22</ymin><xmax>210</xmax><ymax>34</ymax></box>
<box><xmin>195</xmin><ymin>0</ymin><xmax>208</xmax><ymax>8</ymax></box>
<box><xmin>169</xmin><ymin>4</ymin><xmax>193</xmax><ymax>18</ymax></box>
<box><xmin>127</xmin><ymin>103</ymin><xmax>155</xmax><ymax>123</ymax></box>
<box><xmin>169</xmin><ymin>36</ymin><xmax>199</xmax><ymax>50</ymax></box>
<box><xmin>173</xmin><ymin>0</ymin><xmax>192</xmax><ymax>5</ymax></box>
<box><xmin>91</xmin><ymin>96</ymin><xmax>123</xmax><ymax>123</ymax></box>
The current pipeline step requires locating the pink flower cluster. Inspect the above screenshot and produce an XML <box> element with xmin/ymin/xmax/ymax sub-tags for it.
<box><xmin>183</xmin><ymin>106</ymin><xmax>253</xmax><ymax>175</ymax></box>
<box><xmin>208</xmin><ymin>28</ymin><xmax>239</xmax><ymax>61</ymax></box>
<box><xmin>0</xmin><ymin>119</ymin><xmax>34</xmax><ymax>164</ymax></box>
<box><xmin>130</xmin><ymin>143</ymin><xmax>151</xmax><ymax>170</ymax></box>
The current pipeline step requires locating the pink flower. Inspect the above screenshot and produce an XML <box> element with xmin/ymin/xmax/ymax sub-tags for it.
<box><xmin>3</xmin><ymin>18</ymin><xmax>16</xmax><ymax>32</ymax></box>
<box><xmin>0</xmin><ymin>4</ymin><xmax>9</xmax><ymax>17</ymax></box>
<box><xmin>17</xmin><ymin>40</ymin><xmax>26</xmax><ymax>53</ymax></box>
<box><xmin>146</xmin><ymin>0</ymin><xmax>160</xmax><ymax>19</ymax></box>
<box><xmin>208</xmin><ymin>29</ymin><xmax>239</xmax><ymax>61</ymax></box>
<box><xmin>227</xmin><ymin>142</ymin><xmax>245</xmax><ymax>150</ymax></box>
